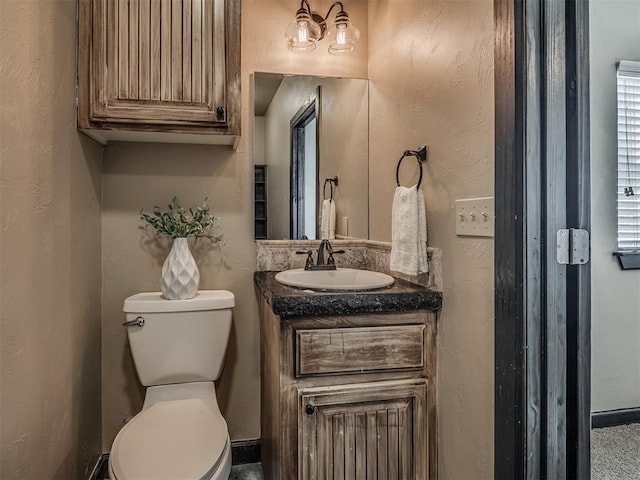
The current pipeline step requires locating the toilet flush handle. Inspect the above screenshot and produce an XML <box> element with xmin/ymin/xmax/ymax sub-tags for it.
<box><xmin>122</xmin><ymin>316</ymin><xmax>145</xmax><ymax>327</ymax></box>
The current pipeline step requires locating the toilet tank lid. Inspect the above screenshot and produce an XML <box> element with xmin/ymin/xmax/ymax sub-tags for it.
<box><xmin>123</xmin><ymin>290</ymin><xmax>235</xmax><ymax>313</ymax></box>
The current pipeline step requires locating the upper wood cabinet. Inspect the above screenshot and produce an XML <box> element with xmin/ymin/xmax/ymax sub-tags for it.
<box><xmin>77</xmin><ymin>0</ymin><xmax>240</xmax><ymax>146</ymax></box>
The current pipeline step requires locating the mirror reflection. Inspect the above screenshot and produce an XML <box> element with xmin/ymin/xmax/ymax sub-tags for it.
<box><xmin>253</xmin><ymin>73</ymin><xmax>369</xmax><ymax>240</ymax></box>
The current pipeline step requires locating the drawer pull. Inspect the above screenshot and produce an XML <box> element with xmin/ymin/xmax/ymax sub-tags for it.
<box><xmin>305</xmin><ymin>404</ymin><xmax>316</xmax><ymax>415</ymax></box>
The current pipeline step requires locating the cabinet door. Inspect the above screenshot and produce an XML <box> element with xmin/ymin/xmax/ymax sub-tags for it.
<box><xmin>299</xmin><ymin>380</ymin><xmax>428</xmax><ymax>480</ymax></box>
<box><xmin>89</xmin><ymin>0</ymin><xmax>228</xmax><ymax>127</ymax></box>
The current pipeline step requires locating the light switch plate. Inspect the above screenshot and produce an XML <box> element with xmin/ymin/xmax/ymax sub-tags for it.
<box><xmin>455</xmin><ymin>197</ymin><xmax>494</xmax><ymax>237</ymax></box>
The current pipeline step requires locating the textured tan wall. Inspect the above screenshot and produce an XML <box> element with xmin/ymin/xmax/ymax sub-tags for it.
<box><xmin>101</xmin><ymin>0</ymin><xmax>368</xmax><ymax>449</ymax></box>
<box><xmin>368</xmin><ymin>1</ymin><xmax>495</xmax><ymax>478</ymax></box>
<box><xmin>0</xmin><ymin>1</ymin><xmax>103</xmax><ymax>478</ymax></box>
<box><xmin>0</xmin><ymin>0</ymin><xmax>495</xmax><ymax>475</ymax></box>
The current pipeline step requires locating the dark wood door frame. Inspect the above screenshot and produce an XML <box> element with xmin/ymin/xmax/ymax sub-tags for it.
<box><xmin>494</xmin><ymin>0</ymin><xmax>590</xmax><ymax>478</ymax></box>
<box><xmin>290</xmin><ymin>99</ymin><xmax>319</xmax><ymax>239</ymax></box>
<box><xmin>565</xmin><ymin>3</ymin><xmax>591</xmax><ymax>479</ymax></box>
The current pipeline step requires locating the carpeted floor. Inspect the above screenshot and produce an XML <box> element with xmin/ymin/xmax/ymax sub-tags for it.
<box><xmin>591</xmin><ymin>424</ymin><xmax>640</xmax><ymax>479</ymax></box>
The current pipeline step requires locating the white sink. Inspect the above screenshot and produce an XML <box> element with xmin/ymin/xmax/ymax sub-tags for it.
<box><xmin>275</xmin><ymin>268</ymin><xmax>395</xmax><ymax>291</ymax></box>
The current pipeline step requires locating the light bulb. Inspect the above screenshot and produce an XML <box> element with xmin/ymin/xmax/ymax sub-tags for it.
<box><xmin>325</xmin><ymin>11</ymin><xmax>360</xmax><ymax>55</ymax></box>
<box><xmin>298</xmin><ymin>22</ymin><xmax>309</xmax><ymax>43</ymax></box>
<box><xmin>285</xmin><ymin>8</ymin><xmax>321</xmax><ymax>53</ymax></box>
<box><xmin>336</xmin><ymin>25</ymin><xmax>347</xmax><ymax>46</ymax></box>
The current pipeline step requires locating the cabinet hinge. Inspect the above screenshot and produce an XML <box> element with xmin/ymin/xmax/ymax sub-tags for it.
<box><xmin>557</xmin><ymin>228</ymin><xmax>590</xmax><ymax>265</ymax></box>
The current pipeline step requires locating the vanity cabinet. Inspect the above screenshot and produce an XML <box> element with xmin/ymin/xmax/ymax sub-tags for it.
<box><xmin>77</xmin><ymin>0</ymin><xmax>240</xmax><ymax>146</ymax></box>
<box><xmin>258</xmin><ymin>294</ymin><xmax>437</xmax><ymax>480</ymax></box>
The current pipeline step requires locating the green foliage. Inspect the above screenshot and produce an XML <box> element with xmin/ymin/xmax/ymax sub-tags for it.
<box><xmin>140</xmin><ymin>197</ymin><xmax>221</xmax><ymax>242</ymax></box>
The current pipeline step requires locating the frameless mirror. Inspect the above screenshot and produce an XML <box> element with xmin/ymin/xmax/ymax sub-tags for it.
<box><xmin>253</xmin><ymin>72</ymin><xmax>369</xmax><ymax>240</ymax></box>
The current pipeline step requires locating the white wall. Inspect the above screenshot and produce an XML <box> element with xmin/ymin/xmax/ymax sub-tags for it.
<box><xmin>0</xmin><ymin>1</ymin><xmax>103</xmax><ymax>477</ymax></box>
<box><xmin>590</xmin><ymin>0</ymin><xmax>640</xmax><ymax>412</ymax></box>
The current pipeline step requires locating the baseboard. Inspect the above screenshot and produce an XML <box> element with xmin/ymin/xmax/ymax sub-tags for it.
<box><xmin>592</xmin><ymin>407</ymin><xmax>640</xmax><ymax>428</ymax></box>
<box><xmin>88</xmin><ymin>453</ymin><xmax>109</xmax><ymax>480</ymax></box>
<box><xmin>231</xmin><ymin>439</ymin><xmax>261</xmax><ymax>465</ymax></box>
<box><xmin>90</xmin><ymin>440</ymin><xmax>261</xmax><ymax>478</ymax></box>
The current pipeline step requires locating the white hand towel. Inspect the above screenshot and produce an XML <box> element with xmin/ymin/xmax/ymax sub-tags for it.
<box><xmin>328</xmin><ymin>200</ymin><xmax>336</xmax><ymax>239</ymax></box>
<box><xmin>321</xmin><ymin>199</ymin><xmax>336</xmax><ymax>240</ymax></box>
<box><xmin>390</xmin><ymin>185</ymin><xmax>429</xmax><ymax>276</ymax></box>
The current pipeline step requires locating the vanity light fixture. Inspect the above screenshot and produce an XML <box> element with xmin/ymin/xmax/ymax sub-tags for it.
<box><xmin>285</xmin><ymin>1</ymin><xmax>360</xmax><ymax>55</ymax></box>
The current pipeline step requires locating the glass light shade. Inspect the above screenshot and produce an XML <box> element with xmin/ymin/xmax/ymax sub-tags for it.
<box><xmin>285</xmin><ymin>9</ymin><xmax>321</xmax><ymax>53</ymax></box>
<box><xmin>325</xmin><ymin>14</ymin><xmax>360</xmax><ymax>55</ymax></box>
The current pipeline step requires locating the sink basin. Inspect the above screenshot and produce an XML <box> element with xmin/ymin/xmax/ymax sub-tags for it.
<box><xmin>274</xmin><ymin>268</ymin><xmax>395</xmax><ymax>291</ymax></box>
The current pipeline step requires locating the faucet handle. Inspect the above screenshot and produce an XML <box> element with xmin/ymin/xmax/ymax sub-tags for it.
<box><xmin>327</xmin><ymin>250</ymin><xmax>346</xmax><ymax>266</ymax></box>
<box><xmin>296</xmin><ymin>250</ymin><xmax>314</xmax><ymax>270</ymax></box>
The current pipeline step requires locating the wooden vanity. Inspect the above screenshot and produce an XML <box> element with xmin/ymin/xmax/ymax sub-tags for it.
<box><xmin>255</xmin><ymin>272</ymin><xmax>442</xmax><ymax>480</ymax></box>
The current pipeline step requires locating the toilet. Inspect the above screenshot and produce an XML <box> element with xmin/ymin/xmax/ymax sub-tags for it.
<box><xmin>109</xmin><ymin>290</ymin><xmax>235</xmax><ymax>480</ymax></box>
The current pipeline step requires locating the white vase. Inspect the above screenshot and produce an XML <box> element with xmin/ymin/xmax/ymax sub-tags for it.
<box><xmin>161</xmin><ymin>238</ymin><xmax>200</xmax><ymax>300</ymax></box>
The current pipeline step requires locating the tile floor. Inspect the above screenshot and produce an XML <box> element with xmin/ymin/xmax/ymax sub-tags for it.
<box><xmin>229</xmin><ymin>463</ymin><xmax>264</xmax><ymax>479</ymax></box>
<box><xmin>95</xmin><ymin>460</ymin><xmax>263</xmax><ymax>479</ymax></box>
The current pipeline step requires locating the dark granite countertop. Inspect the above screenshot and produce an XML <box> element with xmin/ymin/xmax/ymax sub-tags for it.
<box><xmin>254</xmin><ymin>271</ymin><xmax>442</xmax><ymax>317</ymax></box>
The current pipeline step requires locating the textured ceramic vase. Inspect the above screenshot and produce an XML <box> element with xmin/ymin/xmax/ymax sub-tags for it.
<box><xmin>161</xmin><ymin>238</ymin><xmax>200</xmax><ymax>300</ymax></box>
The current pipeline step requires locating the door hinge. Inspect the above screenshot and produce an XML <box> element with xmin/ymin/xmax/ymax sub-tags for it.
<box><xmin>557</xmin><ymin>228</ymin><xmax>590</xmax><ymax>265</ymax></box>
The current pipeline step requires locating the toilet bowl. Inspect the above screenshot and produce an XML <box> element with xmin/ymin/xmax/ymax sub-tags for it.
<box><xmin>109</xmin><ymin>291</ymin><xmax>235</xmax><ymax>480</ymax></box>
<box><xmin>109</xmin><ymin>383</ymin><xmax>231</xmax><ymax>480</ymax></box>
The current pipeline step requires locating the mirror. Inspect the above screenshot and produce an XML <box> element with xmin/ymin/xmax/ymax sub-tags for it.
<box><xmin>253</xmin><ymin>73</ymin><xmax>369</xmax><ymax>240</ymax></box>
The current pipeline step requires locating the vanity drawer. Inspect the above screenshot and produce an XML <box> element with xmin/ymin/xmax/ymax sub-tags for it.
<box><xmin>295</xmin><ymin>325</ymin><xmax>425</xmax><ymax>377</ymax></box>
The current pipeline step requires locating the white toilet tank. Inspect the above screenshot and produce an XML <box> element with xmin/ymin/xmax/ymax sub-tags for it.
<box><xmin>122</xmin><ymin>290</ymin><xmax>235</xmax><ymax>387</ymax></box>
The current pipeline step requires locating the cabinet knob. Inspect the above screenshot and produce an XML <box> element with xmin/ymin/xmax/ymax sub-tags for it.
<box><xmin>216</xmin><ymin>106</ymin><xmax>225</xmax><ymax>117</ymax></box>
<box><xmin>305</xmin><ymin>404</ymin><xmax>316</xmax><ymax>415</ymax></box>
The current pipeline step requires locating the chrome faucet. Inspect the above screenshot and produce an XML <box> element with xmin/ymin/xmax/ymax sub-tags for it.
<box><xmin>296</xmin><ymin>240</ymin><xmax>345</xmax><ymax>270</ymax></box>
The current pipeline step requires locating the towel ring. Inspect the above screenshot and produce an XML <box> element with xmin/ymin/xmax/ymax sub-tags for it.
<box><xmin>323</xmin><ymin>181</ymin><xmax>333</xmax><ymax>201</ymax></box>
<box><xmin>323</xmin><ymin>176</ymin><xmax>338</xmax><ymax>200</ymax></box>
<box><xmin>396</xmin><ymin>145</ymin><xmax>428</xmax><ymax>188</ymax></box>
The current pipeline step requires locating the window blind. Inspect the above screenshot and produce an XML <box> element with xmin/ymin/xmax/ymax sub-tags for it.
<box><xmin>617</xmin><ymin>60</ymin><xmax>640</xmax><ymax>250</ymax></box>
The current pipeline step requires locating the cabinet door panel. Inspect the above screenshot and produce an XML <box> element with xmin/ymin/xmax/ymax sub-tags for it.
<box><xmin>299</xmin><ymin>380</ymin><xmax>428</xmax><ymax>480</ymax></box>
<box><xmin>92</xmin><ymin>0</ymin><xmax>225</xmax><ymax>125</ymax></box>
<box><xmin>138</xmin><ymin>0</ymin><xmax>150</xmax><ymax>99</ymax></box>
<box><xmin>191</xmin><ymin>0</ymin><xmax>202</xmax><ymax>102</ymax></box>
